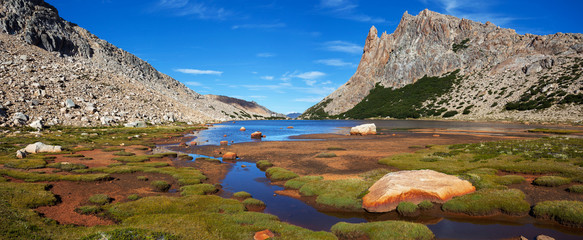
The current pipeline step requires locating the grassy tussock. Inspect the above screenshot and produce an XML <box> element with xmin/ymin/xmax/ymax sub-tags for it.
<box><xmin>88</xmin><ymin>194</ymin><xmax>111</xmax><ymax>205</ymax></box>
<box><xmin>568</xmin><ymin>185</ymin><xmax>583</xmax><ymax>193</ymax></box>
<box><xmin>255</xmin><ymin>160</ymin><xmax>273</xmax><ymax>170</ymax></box>
<box><xmin>265</xmin><ymin>167</ymin><xmax>299</xmax><ymax>181</ymax></box>
<box><xmin>76</xmin><ymin>205</ymin><xmax>102</xmax><ymax>215</ymax></box>
<box><xmin>0</xmin><ymin>168</ymin><xmax>110</xmax><ymax>182</ymax></box>
<box><xmin>81</xmin><ymin>228</ymin><xmax>179</xmax><ymax>240</ymax></box>
<box><xmin>532</xmin><ymin>200</ymin><xmax>583</xmax><ymax>227</ymax></box>
<box><xmin>47</xmin><ymin>162</ymin><xmax>88</xmax><ymax>171</ymax></box>
<box><xmin>442</xmin><ymin>189</ymin><xmax>530</xmax><ymax>216</ymax></box>
<box><xmin>315</xmin><ymin>152</ymin><xmax>337</xmax><ymax>158</ymax></box>
<box><xmin>284</xmin><ymin>175</ymin><xmax>323</xmax><ymax>189</ymax></box>
<box><xmin>299</xmin><ymin>178</ymin><xmax>371</xmax><ymax>210</ymax></box>
<box><xmin>331</xmin><ymin>221</ymin><xmax>434</xmax><ymax>240</ymax></box>
<box><xmin>528</xmin><ymin>128</ymin><xmax>582</xmax><ymax>134</ymax></box>
<box><xmin>533</xmin><ymin>176</ymin><xmax>571</xmax><ymax>187</ymax></box>
<box><xmin>112</xmin><ymin>151</ymin><xmax>136</xmax><ymax>156</ymax></box>
<box><xmin>76</xmin><ymin>164</ymin><xmax>206</xmax><ymax>186</ymax></box>
<box><xmin>127</xmin><ymin>194</ymin><xmax>140</xmax><ymax>201</ymax></box>
<box><xmin>232</xmin><ymin>191</ymin><xmax>252</xmax><ymax>199</ymax></box>
<box><xmin>418</xmin><ymin>200</ymin><xmax>433</xmax><ymax>210</ymax></box>
<box><xmin>242</xmin><ymin>198</ymin><xmax>265</xmax><ymax>207</ymax></box>
<box><xmin>195</xmin><ymin>157</ymin><xmax>221</xmax><ymax>163</ymax></box>
<box><xmin>396</xmin><ymin>202</ymin><xmax>419</xmax><ymax>216</ymax></box>
<box><xmin>151</xmin><ymin>180</ymin><xmax>171</xmax><ymax>192</ymax></box>
<box><xmin>180</xmin><ymin>184</ymin><xmax>217</xmax><ymax>196</ymax></box>
<box><xmin>0</xmin><ymin>182</ymin><xmax>56</xmax><ymax>208</ymax></box>
<box><xmin>4</xmin><ymin>158</ymin><xmax>47</xmax><ymax>170</ymax></box>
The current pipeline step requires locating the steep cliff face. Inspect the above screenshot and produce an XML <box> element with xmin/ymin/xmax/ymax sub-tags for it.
<box><xmin>303</xmin><ymin>9</ymin><xmax>583</xmax><ymax>123</ymax></box>
<box><xmin>0</xmin><ymin>0</ymin><xmax>278</xmax><ymax>126</ymax></box>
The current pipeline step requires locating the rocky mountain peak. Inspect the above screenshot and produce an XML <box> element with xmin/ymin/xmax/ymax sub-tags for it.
<box><xmin>302</xmin><ymin>9</ymin><xmax>583</xmax><ymax>123</ymax></box>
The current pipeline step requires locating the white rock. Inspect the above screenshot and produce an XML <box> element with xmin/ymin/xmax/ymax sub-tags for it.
<box><xmin>24</xmin><ymin>142</ymin><xmax>62</xmax><ymax>154</ymax></box>
<box><xmin>350</xmin><ymin>123</ymin><xmax>377</xmax><ymax>136</ymax></box>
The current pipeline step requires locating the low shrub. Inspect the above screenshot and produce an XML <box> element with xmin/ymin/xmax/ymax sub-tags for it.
<box><xmin>568</xmin><ymin>185</ymin><xmax>583</xmax><ymax>194</ymax></box>
<box><xmin>265</xmin><ymin>167</ymin><xmax>298</xmax><ymax>181</ymax></box>
<box><xmin>396</xmin><ymin>202</ymin><xmax>419</xmax><ymax>216</ymax></box>
<box><xmin>256</xmin><ymin>160</ymin><xmax>273</xmax><ymax>170</ymax></box>
<box><xmin>442</xmin><ymin>189</ymin><xmax>530</xmax><ymax>216</ymax></box>
<box><xmin>284</xmin><ymin>176</ymin><xmax>323</xmax><ymax>189</ymax></box>
<box><xmin>532</xmin><ymin>200</ymin><xmax>583</xmax><ymax>228</ymax></box>
<box><xmin>180</xmin><ymin>184</ymin><xmax>217</xmax><ymax>196</ymax></box>
<box><xmin>418</xmin><ymin>200</ymin><xmax>433</xmax><ymax>210</ymax></box>
<box><xmin>127</xmin><ymin>194</ymin><xmax>140</xmax><ymax>201</ymax></box>
<box><xmin>151</xmin><ymin>180</ymin><xmax>171</xmax><ymax>192</ymax></box>
<box><xmin>76</xmin><ymin>205</ymin><xmax>102</xmax><ymax>214</ymax></box>
<box><xmin>533</xmin><ymin>176</ymin><xmax>571</xmax><ymax>187</ymax></box>
<box><xmin>316</xmin><ymin>152</ymin><xmax>337</xmax><ymax>158</ymax></box>
<box><xmin>331</xmin><ymin>221</ymin><xmax>434</xmax><ymax>240</ymax></box>
<box><xmin>89</xmin><ymin>194</ymin><xmax>111</xmax><ymax>205</ymax></box>
<box><xmin>137</xmin><ymin>176</ymin><xmax>148</xmax><ymax>181</ymax></box>
<box><xmin>232</xmin><ymin>191</ymin><xmax>252</xmax><ymax>199</ymax></box>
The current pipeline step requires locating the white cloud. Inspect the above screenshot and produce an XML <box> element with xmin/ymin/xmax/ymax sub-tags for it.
<box><xmin>423</xmin><ymin>0</ymin><xmax>517</xmax><ymax>26</ymax></box>
<box><xmin>322</xmin><ymin>80</ymin><xmax>332</xmax><ymax>85</ymax></box>
<box><xmin>232</xmin><ymin>23</ymin><xmax>286</xmax><ymax>30</ymax></box>
<box><xmin>304</xmin><ymin>80</ymin><xmax>317</xmax><ymax>86</ymax></box>
<box><xmin>296</xmin><ymin>71</ymin><xmax>326</xmax><ymax>80</ymax></box>
<box><xmin>318</xmin><ymin>0</ymin><xmax>385</xmax><ymax>23</ymax></box>
<box><xmin>257</xmin><ymin>53</ymin><xmax>275</xmax><ymax>58</ymax></box>
<box><xmin>324</xmin><ymin>41</ymin><xmax>362</xmax><ymax>54</ymax></box>
<box><xmin>184</xmin><ymin>81</ymin><xmax>202</xmax><ymax>86</ymax></box>
<box><xmin>176</xmin><ymin>69</ymin><xmax>223</xmax><ymax>75</ymax></box>
<box><xmin>155</xmin><ymin>0</ymin><xmax>230</xmax><ymax>20</ymax></box>
<box><xmin>249</xmin><ymin>95</ymin><xmax>267</xmax><ymax>99</ymax></box>
<box><xmin>315</xmin><ymin>58</ymin><xmax>356</xmax><ymax>67</ymax></box>
<box><xmin>261</xmin><ymin>76</ymin><xmax>274</xmax><ymax>80</ymax></box>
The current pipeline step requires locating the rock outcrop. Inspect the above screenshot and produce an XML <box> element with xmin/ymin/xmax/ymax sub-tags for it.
<box><xmin>349</xmin><ymin>123</ymin><xmax>376</xmax><ymax>135</ymax></box>
<box><xmin>0</xmin><ymin>0</ymin><xmax>280</xmax><ymax>127</ymax></box>
<box><xmin>22</xmin><ymin>142</ymin><xmax>62</xmax><ymax>154</ymax></box>
<box><xmin>362</xmin><ymin>169</ymin><xmax>475</xmax><ymax>212</ymax></box>
<box><xmin>302</xmin><ymin>9</ymin><xmax>583</xmax><ymax>123</ymax></box>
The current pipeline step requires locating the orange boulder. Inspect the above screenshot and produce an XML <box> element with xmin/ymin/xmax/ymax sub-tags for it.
<box><xmin>222</xmin><ymin>152</ymin><xmax>238</xmax><ymax>160</ymax></box>
<box><xmin>240</xmin><ymin>127</ymin><xmax>246</xmax><ymax>131</ymax></box>
<box><xmin>254</xmin><ymin>229</ymin><xmax>274</xmax><ymax>240</ymax></box>
<box><xmin>362</xmin><ymin>169</ymin><xmax>475</xmax><ymax>212</ymax></box>
<box><xmin>251</xmin><ymin>131</ymin><xmax>263</xmax><ymax>139</ymax></box>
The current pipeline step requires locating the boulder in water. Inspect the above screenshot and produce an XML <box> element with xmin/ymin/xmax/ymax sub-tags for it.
<box><xmin>251</xmin><ymin>131</ymin><xmax>263</xmax><ymax>139</ymax></box>
<box><xmin>223</xmin><ymin>152</ymin><xmax>237</xmax><ymax>160</ymax></box>
<box><xmin>350</xmin><ymin>123</ymin><xmax>376</xmax><ymax>136</ymax></box>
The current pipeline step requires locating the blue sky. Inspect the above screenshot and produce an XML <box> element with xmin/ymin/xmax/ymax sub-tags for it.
<box><xmin>47</xmin><ymin>0</ymin><xmax>582</xmax><ymax>114</ymax></box>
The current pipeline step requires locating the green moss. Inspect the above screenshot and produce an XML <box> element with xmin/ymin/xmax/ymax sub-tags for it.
<box><xmin>137</xmin><ymin>176</ymin><xmax>148</xmax><ymax>181</ymax></box>
<box><xmin>533</xmin><ymin>176</ymin><xmax>571</xmax><ymax>187</ymax></box>
<box><xmin>113</xmin><ymin>151</ymin><xmax>136</xmax><ymax>156</ymax></box>
<box><xmin>0</xmin><ymin>182</ymin><xmax>57</xmax><ymax>208</ymax></box>
<box><xmin>418</xmin><ymin>200</ymin><xmax>434</xmax><ymax>210</ymax></box>
<box><xmin>316</xmin><ymin>152</ymin><xmax>337</xmax><ymax>158</ymax></box>
<box><xmin>113</xmin><ymin>152</ymin><xmax>177</xmax><ymax>162</ymax></box>
<box><xmin>103</xmin><ymin>147</ymin><xmax>125</xmax><ymax>152</ymax></box>
<box><xmin>331</xmin><ymin>221</ymin><xmax>434</xmax><ymax>240</ymax></box>
<box><xmin>442</xmin><ymin>189</ymin><xmax>530</xmax><ymax>216</ymax></box>
<box><xmin>494</xmin><ymin>175</ymin><xmax>525</xmax><ymax>185</ymax></box>
<box><xmin>81</xmin><ymin>228</ymin><xmax>179</xmax><ymax>240</ymax></box>
<box><xmin>4</xmin><ymin>158</ymin><xmax>47</xmax><ymax>169</ymax></box>
<box><xmin>568</xmin><ymin>185</ymin><xmax>583</xmax><ymax>193</ymax></box>
<box><xmin>127</xmin><ymin>194</ymin><xmax>141</xmax><ymax>201</ymax></box>
<box><xmin>63</xmin><ymin>154</ymin><xmax>85</xmax><ymax>158</ymax></box>
<box><xmin>89</xmin><ymin>194</ymin><xmax>111</xmax><ymax>205</ymax></box>
<box><xmin>528</xmin><ymin>128</ymin><xmax>582</xmax><ymax>134</ymax></box>
<box><xmin>76</xmin><ymin>205</ymin><xmax>102</xmax><ymax>215</ymax></box>
<box><xmin>284</xmin><ymin>176</ymin><xmax>324</xmax><ymax>189</ymax></box>
<box><xmin>151</xmin><ymin>180</ymin><xmax>171</xmax><ymax>192</ymax></box>
<box><xmin>242</xmin><ymin>198</ymin><xmax>265</xmax><ymax>207</ymax></box>
<box><xmin>180</xmin><ymin>184</ymin><xmax>217</xmax><ymax>196</ymax></box>
<box><xmin>47</xmin><ymin>162</ymin><xmax>88</xmax><ymax>171</ymax></box>
<box><xmin>327</xmin><ymin>147</ymin><xmax>346</xmax><ymax>150</ymax></box>
<box><xmin>0</xmin><ymin>168</ymin><xmax>110</xmax><ymax>182</ymax></box>
<box><xmin>265</xmin><ymin>167</ymin><xmax>299</xmax><ymax>181</ymax></box>
<box><xmin>195</xmin><ymin>157</ymin><xmax>221</xmax><ymax>163</ymax></box>
<box><xmin>396</xmin><ymin>202</ymin><xmax>419</xmax><ymax>216</ymax></box>
<box><xmin>359</xmin><ymin>169</ymin><xmax>391</xmax><ymax>181</ymax></box>
<box><xmin>532</xmin><ymin>200</ymin><xmax>583</xmax><ymax>227</ymax></box>
<box><xmin>299</xmin><ymin>178</ymin><xmax>371</xmax><ymax>210</ymax></box>
<box><xmin>255</xmin><ymin>160</ymin><xmax>273</xmax><ymax>170</ymax></box>
<box><xmin>232</xmin><ymin>191</ymin><xmax>252</xmax><ymax>199</ymax></box>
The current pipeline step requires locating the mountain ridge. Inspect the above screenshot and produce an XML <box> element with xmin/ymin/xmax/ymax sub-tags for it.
<box><xmin>302</xmin><ymin>9</ymin><xmax>583</xmax><ymax>123</ymax></box>
<box><xmin>0</xmin><ymin>0</ymin><xmax>280</xmax><ymax>127</ymax></box>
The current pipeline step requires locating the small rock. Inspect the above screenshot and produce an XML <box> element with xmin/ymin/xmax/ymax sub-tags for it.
<box><xmin>65</xmin><ymin>99</ymin><xmax>76</xmax><ymax>108</ymax></box>
<box><xmin>287</xmin><ymin>126</ymin><xmax>294</xmax><ymax>129</ymax></box>
<box><xmin>254</xmin><ymin>229</ymin><xmax>275</xmax><ymax>240</ymax></box>
<box><xmin>12</xmin><ymin>112</ymin><xmax>29</xmax><ymax>125</ymax></box>
<box><xmin>251</xmin><ymin>131</ymin><xmax>263</xmax><ymax>139</ymax></box>
<box><xmin>240</xmin><ymin>127</ymin><xmax>246</xmax><ymax>131</ymax></box>
<box><xmin>29</xmin><ymin>120</ymin><xmax>43</xmax><ymax>130</ymax></box>
<box><xmin>241</xmin><ymin>165</ymin><xmax>246</xmax><ymax>168</ymax></box>
<box><xmin>16</xmin><ymin>149</ymin><xmax>27</xmax><ymax>159</ymax></box>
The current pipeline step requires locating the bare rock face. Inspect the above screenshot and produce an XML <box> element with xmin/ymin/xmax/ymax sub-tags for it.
<box><xmin>303</xmin><ymin>9</ymin><xmax>583</xmax><ymax>123</ymax></box>
<box><xmin>23</xmin><ymin>142</ymin><xmax>62</xmax><ymax>153</ymax></box>
<box><xmin>349</xmin><ymin>123</ymin><xmax>376</xmax><ymax>135</ymax></box>
<box><xmin>362</xmin><ymin>169</ymin><xmax>475</xmax><ymax>212</ymax></box>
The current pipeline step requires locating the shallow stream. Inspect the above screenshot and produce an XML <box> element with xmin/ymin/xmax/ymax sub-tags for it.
<box><xmin>181</xmin><ymin>120</ymin><xmax>583</xmax><ymax>239</ymax></box>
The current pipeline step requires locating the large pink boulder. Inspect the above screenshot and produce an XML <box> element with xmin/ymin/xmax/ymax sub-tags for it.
<box><xmin>362</xmin><ymin>169</ymin><xmax>475</xmax><ymax>212</ymax></box>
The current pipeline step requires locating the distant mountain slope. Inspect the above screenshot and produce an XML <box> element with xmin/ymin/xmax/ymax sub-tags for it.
<box><xmin>286</xmin><ymin>112</ymin><xmax>301</xmax><ymax>119</ymax></box>
<box><xmin>302</xmin><ymin>9</ymin><xmax>583</xmax><ymax>123</ymax></box>
<box><xmin>0</xmin><ymin>0</ymin><xmax>277</xmax><ymax>127</ymax></box>
<box><xmin>206</xmin><ymin>95</ymin><xmax>284</xmax><ymax>118</ymax></box>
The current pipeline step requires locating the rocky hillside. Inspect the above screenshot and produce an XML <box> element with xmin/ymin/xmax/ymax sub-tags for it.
<box><xmin>302</xmin><ymin>9</ymin><xmax>583</xmax><ymax>124</ymax></box>
<box><xmin>206</xmin><ymin>95</ymin><xmax>285</xmax><ymax>118</ymax></box>
<box><xmin>0</xmin><ymin>0</ymin><xmax>278</xmax><ymax>127</ymax></box>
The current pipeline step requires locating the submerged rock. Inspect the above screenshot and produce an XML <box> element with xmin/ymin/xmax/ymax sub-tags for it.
<box><xmin>362</xmin><ymin>169</ymin><xmax>475</xmax><ymax>212</ymax></box>
<box><xmin>24</xmin><ymin>142</ymin><xmax>62</xmax><ymax>154</ymax></box>
<box><xmin>350</xmin><ymin>123</ymin><xmax>376</xmax><ymax>136</ymax></box>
